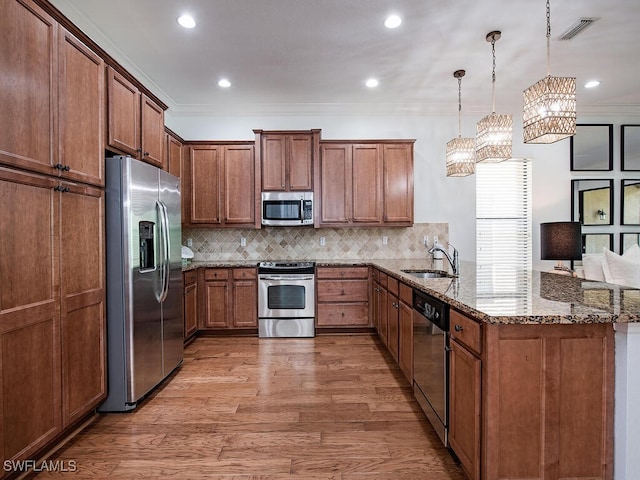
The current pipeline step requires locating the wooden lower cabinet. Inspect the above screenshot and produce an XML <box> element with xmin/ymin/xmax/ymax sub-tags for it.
<box><xmin>398</xmin><ymin>283</ymin><xmax>413</xmax><ymax>382</ymax></box>
<box><xmin>386</xmin><ymin>277</ymin><xmax>400</xmax><ymax>361</ymax></box>
<box><xmin>449</xmin><ymin>339</ymin><xmax>481</xmax><ymax>480</ymax></box>
<box><xmin>0</xmin><ymin>167</ymin><xmax>106</xmax><ymax>467</ymax></box>
<box><xmin>316</xmin><ymin>266</ymin><xmax>369</xmax><ymax>328</ymax></box>
<box><xmin>183</xmin><ymin>271</ymin><xmax>198</xmax><ymax>339</ymax></box>
<box><xmin>448</xmin><ymin>307</ymin><xmax>614</xmax><ymax>480</ymax></box>
<box><xmin>201</xmin><ymin>268</ymin><xmax>257</xmax><ymax>330</ymax></box>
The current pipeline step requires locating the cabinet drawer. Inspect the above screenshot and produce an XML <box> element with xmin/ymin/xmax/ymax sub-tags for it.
<box><xmin>204</xmin><ymin>268</ymin><xmax>229</xmax><ymax>281</ymax></box>
<box><xmin>316</xmin><ymin>266</ymin><xmax>369</xmax><ymax>280</ymax></box>
<box><xmin>450</xmin><ymin>309</ymin><xmax>482</xmax><ymax>355</ymax></box>
<box><xmin>317</xmin><ymin>279</ymin><xmax>368</xmax><ymax>302</ymax></box>
<box><xmin>317</xmin><ymin>303</ymin><xmax>369</xmax><ymax>326</ymax></box>
<box><xmin>233</xmin><ymin>268</ymin><xmax>256</xmax><ymax>280</ymax></box>
<box><xmin>183</xmin><ymin>270</ymin><xmax>197</xmax><ymax>285</ymax></box>
<box><xmin>387</xmin><ymin>277</ymin><xmax>399</xmax><ymax>296</ymax></box>
<box><xmin>399</xmin><ymin>283</ymin><xmax>412</xmax><ymax>305</ymax></box>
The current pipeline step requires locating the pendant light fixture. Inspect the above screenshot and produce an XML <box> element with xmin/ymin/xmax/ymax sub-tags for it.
<box><xmin>476</xmin><ymin>31</ymin><xmax>512</xmax><ymax>163</ymax></box>
<box><xmin>523</xmin><ymin>0</ymin><xmax>576</xmax><ymax>144</ymax></box>
<box><xmin>446</xmin><ymin>70</ymin><xmax>475</xmax><ymax>177</ymax></box>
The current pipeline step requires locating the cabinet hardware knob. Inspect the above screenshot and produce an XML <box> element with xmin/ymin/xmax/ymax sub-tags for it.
<box><xmin>455</xmin><ymin>324</ymin><xmax>463</xmax><ymax>332</ymax></box>
<box><xmin>136</xmin><ymin>148</ymin><xmax>142</xmax><ymax>153</ymax></box>
<box><xmin>54</xmin><ymin>163</ymin><xmax>65</xmax><ymax>170</ymax></box>
<box><xmin>144</xmin><ymin>151</ymin><xmax>149</xmax><ymax>157</ymax></box>
<box><xmin>63</xmin><ymin>165</ymin><xmax>70</xmax><ymax>171</ymax></box>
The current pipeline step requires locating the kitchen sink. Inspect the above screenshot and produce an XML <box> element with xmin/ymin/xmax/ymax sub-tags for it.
<box><xmin>401</xmin><ymin>269</ymin><xmax>453</xmax><ymax>279</ymax></box>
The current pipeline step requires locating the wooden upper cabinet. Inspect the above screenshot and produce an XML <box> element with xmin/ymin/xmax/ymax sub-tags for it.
<box><xmin>257</xmin><ymin>131</ymin><xmax>315</xmax><ymax>192</ymax></box>
<box><xmin>0</xmin><ymin>0</ymin><xmax>57</xmax><ymax>175</ymax></box>
<box><xmin>106</xmin><ymin>66</ymin><xmax>165</xmax><ymax>167</ymax></box>
<box><xmin>166</xmin><ymin>131</ymin><xmax>183</xmax><ymax>179</ymax></box>
<box><xmin>58</xmin><ymin>28</ymin><xmax>105</xmax><ymax>187</ymax></box>
<box><xmin>383</xmin><ymin>143</ymin><xmax>414</xmax><ymax>225</ymax></box>
<box><xmin>223</xmin><ymin>145</ymin><xmax>255</xmax><ymax>225</ymax></box>
<box><xmin>189</xmin><ymin>145</ymin><xmax>222</xmax><ymax>225</ymax></box>
<box><xmin>319</xmin><ymin>144</ymin><xmax>351</xmax><ymax>225</ymax></box>
<box><xmin>187</xmin><ymin>143</ymin><xmax>255</xmax><ymax>227</ymax></box>
<box><xmin>319</xmin><ymin>142</ymin><xmax>385</xmax><ymax>227</ymax></box>
<box><xmin>107</xmin><ymin>68</ymin><xmax>140</xmax><ymax>157</ymax></box>
<box><xmin>140</xmin><ymin>94</ymin><xmax>164</xmax><ymax>168</ymax></box>
<box><xmin>352</xmin><ymin>144</ymin><xmax>382</xmax><ymax>224</ymax></box>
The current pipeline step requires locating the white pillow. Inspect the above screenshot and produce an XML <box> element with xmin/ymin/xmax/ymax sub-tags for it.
<box><xmin>582</xmin><ymin>254</ymin><xmax>605</xmax><ymax>281</ymax></box>
<box><xmin>602</xmin><ymin>248</ymin><xmax>640</xmax><ymax>288</ymax></box>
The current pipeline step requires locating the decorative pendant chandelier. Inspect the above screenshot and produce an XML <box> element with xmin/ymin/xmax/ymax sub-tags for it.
<box><xmin>446</xmin><ymin>70</ymin><xmax>475</xmax><ymax>177</ymax></box>
<box><xmin>523</xmin><ymin>0</ymin><xmax>576</xmax><ymax>144</ymax></box>
<box><xmin>476</xmin><ymin>31</ymin><xmax>512</xmax><ymax>163</ymax></box>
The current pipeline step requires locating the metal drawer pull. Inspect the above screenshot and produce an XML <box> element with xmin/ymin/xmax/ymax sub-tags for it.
<box><xmin>454</xmin><ymin>324</ymin><xmax>463</xmax><ymax>332</ymax></box>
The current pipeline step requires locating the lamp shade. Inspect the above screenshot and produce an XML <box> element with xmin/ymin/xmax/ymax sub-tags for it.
<box><xmin>540</xmin><ymin>222</ymin><xmax>582</xmax><ymax>260</ymax></box>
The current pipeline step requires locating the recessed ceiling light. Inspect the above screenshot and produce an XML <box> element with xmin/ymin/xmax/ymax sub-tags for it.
<box><xmin>384</xmin><ymin>14</ymin><xmax>402</xmax><ymax>29</ymax></box>
<box><xmin>365</xmin><ymin>78</ymin><xmax>379</xmax><ymax>88</ymax></box>
<box><xmin>178</xmin><ymin>14</ymin><xmax>196</xmax><ymax>29</ymax></box>
<box><xmin>218</xmin><ymin>79</ymin><xmax>231</xmax><ymax>88</ymax></box>
<box><xmin>584</xmin><ymin>80</ymin><xmax>601</xmax><ymax>89</ymax></box>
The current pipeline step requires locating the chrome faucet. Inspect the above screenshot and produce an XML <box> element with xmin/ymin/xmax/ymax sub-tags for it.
<box><xmin>428</xmin><ymin>242</ymin><xmax>460</xmax><ymax>277</ymax></box>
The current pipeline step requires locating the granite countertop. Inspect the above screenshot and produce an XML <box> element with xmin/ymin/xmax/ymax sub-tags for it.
<box><xmin>183</xmin><ymin>258</ymin><xmax>640</xmax><ymax>324</ymax></box>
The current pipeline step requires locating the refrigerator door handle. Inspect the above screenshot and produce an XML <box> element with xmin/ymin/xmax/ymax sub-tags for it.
<box><xmin>157</xmin><ymin>200</ymin><xmax>171</xmax><ymax>303</ymax></box>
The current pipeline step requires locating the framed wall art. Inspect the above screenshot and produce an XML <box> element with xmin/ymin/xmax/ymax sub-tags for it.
<box><xmin>570</xmin><ymin>124</ymin><xmax>613</xmax><ymax>171</ymax></box>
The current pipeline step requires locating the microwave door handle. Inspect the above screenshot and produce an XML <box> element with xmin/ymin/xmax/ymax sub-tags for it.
<box><xmin>300</xmin><ymin>199</ymin><xmax>305</xmax><ymax>222</ymax></box>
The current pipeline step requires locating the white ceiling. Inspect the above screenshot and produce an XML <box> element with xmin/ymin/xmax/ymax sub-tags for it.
<box><xmin>49</xmin><ymin>0</ymin><xmax>640</xmax><ymax>117</ymax></box>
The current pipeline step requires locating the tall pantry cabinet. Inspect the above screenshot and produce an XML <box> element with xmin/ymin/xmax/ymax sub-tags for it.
<box><xmin>0</xmin><ymin>0</ymin><xmax>106</xmax><ymax>469</ymax></box>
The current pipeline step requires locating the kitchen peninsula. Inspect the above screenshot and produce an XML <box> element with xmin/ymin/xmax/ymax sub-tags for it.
<box><xmin>184</xmin><ymin>258</ymin><xmax>639</xmax><ymax>480</ymax></box>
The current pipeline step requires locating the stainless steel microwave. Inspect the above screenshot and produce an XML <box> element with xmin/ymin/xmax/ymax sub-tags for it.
<box><xmin>261</xmin><ymin>191</ymin><xmax>313</xmax><ymax>226</ymax></box>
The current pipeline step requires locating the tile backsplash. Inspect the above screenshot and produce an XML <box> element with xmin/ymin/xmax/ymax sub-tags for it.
<box><xmin>183</xmin><ymin>223</ymin><xmax>448</xmax><ymax>261</ymax></box>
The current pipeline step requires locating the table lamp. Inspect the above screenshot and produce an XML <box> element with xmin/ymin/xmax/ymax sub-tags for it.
<box><xmin>540</xmin><ymin>221</ymin><xmax>582</xmax><ymax>276</ymax></box>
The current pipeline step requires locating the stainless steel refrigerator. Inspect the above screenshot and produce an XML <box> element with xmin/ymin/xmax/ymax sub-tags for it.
<box><xmin>99</xmin><ymin>156</ymin><xmax>183</xmax><ymax>412</ymax></box>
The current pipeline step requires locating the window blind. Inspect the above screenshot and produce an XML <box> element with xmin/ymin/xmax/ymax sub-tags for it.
<box><xmin>476</xmin><ymin>159</ymin><xmax>532</xmax><ymax>312</ymax></box>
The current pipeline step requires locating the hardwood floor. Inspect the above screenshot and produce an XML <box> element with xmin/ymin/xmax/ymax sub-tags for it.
<box><xmin>33</xmin><ymin>335</ymin><xmax>466</xmax><ymax>479</ymax></box>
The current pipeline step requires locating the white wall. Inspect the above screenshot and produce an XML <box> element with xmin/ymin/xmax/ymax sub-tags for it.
<box><xmin>167</xmin><ymin>111</ymin><xmax>639</xmax><ymax>268</ymax></box>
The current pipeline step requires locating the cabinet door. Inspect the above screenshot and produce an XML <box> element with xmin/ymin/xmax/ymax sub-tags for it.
<box><xmin>449</xmin><ymin>340</ymin><xmax>481</xmax><ymax>480</ymax></box>
<box><xmin>107</xmin><ymin>67</ymin><xmax>140</xmax><ymax>157</ymax></box>
<box><xmin>59</xmin><ymin>182</ymin><xmax>106</xmax><ymax>426</ymax></box>
<box><xmin>262</xmin><ymin>135</ymin><xmax>286</xmax><ymax>191</ymax></box>
<box><xmin>372</xmin><ymin>282</ymin><xmax>381</xmax><ymax>332</ymax></box>
<box><xmin>183</xmin><ymin>274</ymin><xmax>198</xmax><ymax>339</ymax></box>
<box><xmin>352</xmin><ymin>144</ymin><xmax>382</xmax><ymax>224</ymax></box>
<box><xmin>383</xmin><ymin>144</ymin><xmax>414</xmax><ymax>224</ymax></box>
<box><xmin>0</xmin><ymin>167</ymin><xmax>61</xmax><ymax>463</ymax></box>
<box><xmin>58</xmin><ymin>28</ymin><xmax>105</xmax><ymax>187</ymax></box>
<box><xmin>320</xmin><ymin>144</ymin><xmax>351</xmax><ymax>224</ymax></box>
<box><xmin>387</xmin><ymin>293</ymin><xmax>399</xmax><ymax>361</ymax></box>
<box><xmin>167</xmin><ymin>133</ymin><xmax>183</xmax><ymax>179</ymax></box>
<box><xmin>190</xmin><ymin>146</ymin><xmax>222</xmax><ymax>225</ymax></box>
<box><xmin>378</xmin><ymin>287</ymin><xmax>389</xmax><ymax>347</ymax></box>
<box><xmin>140</xmin><ymin>94</ymin><xmax>165</xmax><ymax>168</ymax></box>
<box><xmin>224</xmin><ymin>145</ymin><xmax>255</xmax><ymax>225</ymax></box>
<box><xmin>202</xmin><ymin>280</ymin><xmax>229</xmax><ymax>328</ymax></box>
<box><xmin>398</xmin><ymin>300</ymin><xmax>413</xmax><ymax>382</ymax></box>
<box><xmin>0</xmin><ymin>0</ymin><xmax>57</xmax><ymax>175</ymax></box>
<box><xmin>232</xmin><ymin>280</ymin><xmax>257</xmax><ymax>328</ymax></box>
<box><xmin>288</xmin><ymin>135</ymin><xmax>313</xmax><ymax>191</ymax></box>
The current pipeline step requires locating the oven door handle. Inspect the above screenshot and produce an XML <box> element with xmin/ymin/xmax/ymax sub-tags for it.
<box><xmin>260</xmin><ymin>275</ymin><xmax>315</xmax><ymax>281</ymax></box>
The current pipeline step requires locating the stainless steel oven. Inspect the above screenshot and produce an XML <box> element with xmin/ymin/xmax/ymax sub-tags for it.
<box><xmin>413</xmin><ymin>289</ymin><xmax>450</xmax><ymax>446</ymax></box>
<box><xmin>258</xmin><ymin>261</ymin><xmax>315</xmax><ymax>337</ymax></box>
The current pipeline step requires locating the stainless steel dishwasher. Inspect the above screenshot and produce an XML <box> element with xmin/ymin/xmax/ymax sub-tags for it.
<box><xmin>413</xmin><ymin>289</ymin><xmax>450</xmax><ymax>446</ymax></box>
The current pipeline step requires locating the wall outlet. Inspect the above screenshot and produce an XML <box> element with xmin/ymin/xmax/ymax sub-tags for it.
<box><xmin>433</xmin><ymin>235</ymin><xmax>439</xmax><ymax>246</ymax></box>
<box><xmin>187</xmin><ymin>238</ymin><xmax>193</xmax><ymax>247</ymax></box>
<box><xmin>423</xmin><ymin>235</ymin><xmax>429</xmax><ymax>247</ymax></box>
<box><xmin>240</xmin><ymin>237</ymin><xmax>246</xmax><ymax>247</ymax></box>
<box><xmin>320</xmin><ymin>236</ymin><xmax>326</xmax><ymax>246</ymax></box>
<box><xmin>382</xmin><ymin>236</ymin><xmax>388</xmax><ymax>245</ymax></box>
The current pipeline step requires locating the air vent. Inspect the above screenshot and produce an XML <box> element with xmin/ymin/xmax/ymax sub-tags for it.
<box><xmin>558</xmin><ymin>17</ymin><xmax>600</xmax><ymax>40</ymax></box>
